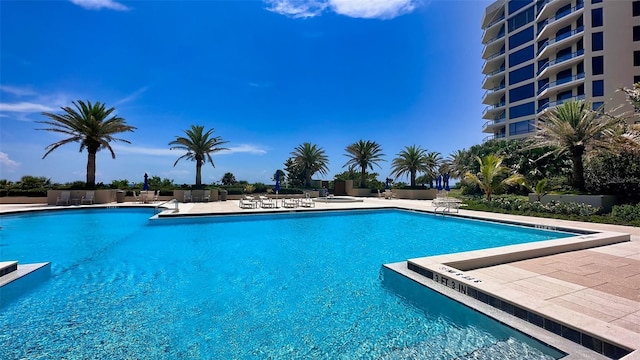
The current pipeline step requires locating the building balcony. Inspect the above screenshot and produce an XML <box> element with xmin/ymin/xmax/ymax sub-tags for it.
<box><xmin>482</xmin><ymin>66</ymin><xmax>505</xmax><ymax>90</ymax></box>
<box><xmin>537</xmin><ymin>2</ymin><xmax>584</xmax><ymax>41</ymax></box>
<box><xmin>537</xmin><ymin>72</ymin><xmax>585</xmax><ymax>97</ymax></box>
<box><xmin>482</xmin><ymin>50</ymin><xmax>506</xmax><ymax>74</ymax></box>
<box><xmin>482</xmin><ymin>83</ymin><xmax>506</xmax><ymax>104</ymax></box>
<box><xmin>482</xmin><ymin>116</ymin><xmax>506</xmax><ymax>133</ymax></box>
<box><xmin>536</xmin><ymin>0</ymin><xmax>572</xmax><ymax>23</ymax></box>
<box><xmin>482</xmin><ymin>101</ymin><xmax>506</xmax><ymax>119</ymax></box>
<box><xmin>537</xmin><ymin>94</ymin><xmax>586</xmax><ymax>113</ymax></box>
<box><xmin>483</xmin><ymin>13</ymin><xmax>505</xmax><ymax>32</ymax></box>
<box><xmin>537</xmin><ymin>49</ymin><xmax>584</xmax><ymax>78</ymax></box>
<box><xmin>481</xmin><ymin>0</ymin><xmax>506</xmax><ymax>29</ymax></box>
<box><xmin>481</xmin><ymin>21</ymin><xmax>505</xmax><ymax>43</ymax></box>
<box><xmin>481</xmin><ymin>33</ymin><xmax>505</xmax><ymax>59</ymax></box>
<box><xmin>482</xmin><ymin>133</ymin><xmax>506</xmax><ymax>142</ymax></box>
<box><xmin>537</xmin><ymin>26</ymin><xmax>583</xmax><ymax>58</ymax></box>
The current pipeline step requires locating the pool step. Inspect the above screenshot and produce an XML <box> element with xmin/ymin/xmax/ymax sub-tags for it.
<box><xmin>0</xmin><ymin>261</ymin><xmax>18</xmax><ymax>277</ymax></box>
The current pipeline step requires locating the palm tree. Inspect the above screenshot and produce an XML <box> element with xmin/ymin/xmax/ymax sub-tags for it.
<box><xmin>390</xmin><ymin>145</ymin><xmax>429</xmax><ymax>188</ymax></box>
<box><xmin>464</xmin><ymin>154</ymin><xmax>524</xmax><ymax>201</ymax></box>
<box><xmin>221</xmin><ymin>172</ymin><xmax>236</xmax><ymax>186</ymax></box>
<box><xmin>424</xmin><ymin>151</ymin><xmax>442</xmax><ymax>188</ymax></box>
<box><xmin>534</xmin><ymin>100</ymin><xmax>621</xmax><ymax>191</ymax></box>
<box><xmin>343</xmin><ymin>140</ymin><xmax>385</xmax><ymax>188</ymax></box>
<box><xmin>169</xmin><ymin>125</ymin><xmax>229</xmax><ymax>187</ymax></box>
<box><xmin>447</xmin><ymin>149</ymin><xmax>470</xmax><ymax>180</ymax></box>
<box><xmin>38</xmin><ymin>100</ymin><xmax>136</xmax><ymax>187</ymax></box>
<box><xmin>290</xmin><ymin>142</ymin><xmax>329</xmax><ymax>187</ymax></box>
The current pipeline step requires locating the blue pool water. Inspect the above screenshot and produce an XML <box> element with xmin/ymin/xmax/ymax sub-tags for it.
<box><xmin>0</xmin><ymin>208</ymin><xmax>572</xmax><ymax>359</ymax></box>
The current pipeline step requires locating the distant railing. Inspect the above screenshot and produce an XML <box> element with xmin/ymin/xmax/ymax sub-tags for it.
<box><xmin>537</xmin><ymin>49</ymin><xmax>584</xmax><ymax>75</ymax></box>
<box><xmin>537</xmin><ymin>26</ymin><xmax>584</xmax><ymax>55</ymax></box>
<box><xmin>537</xmin><ymin>2</ymin><xmax>584</xmax><ymax>35</ymax></box>
<box><xmin>537</xmin><ymin>73</ymin><xmax>584</xmax><ymax>95</ymax></box>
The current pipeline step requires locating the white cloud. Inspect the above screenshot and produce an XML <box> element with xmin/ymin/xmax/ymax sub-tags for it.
<box><xmin>0</xmin><ymin>152</ymin><xmax>20</xmax><ymax>171</ymax></box>
<box><xmin>330</xmin><ymin>0</ymin><xmax>418</xmax><ymax>19</ymax></box>
<box><xmin>113</xmin><ymin>144</ymin><xmax>267</xmax><ymax>156</ymax></box>
<box><xmin>69</xmin><ymin>0</ymin><xmax>130</xmax><ymax>11</ymax></box>
<box><xmin>0</xmin><ymin>85</ymin><xmax>37</xmax><ymax>97</ymax></box>
<box><xmin>264</xmin><ymin>0</ymin><xmax>328</xmax><ymax>18</ymax></box>
<box><xmin>115</xmin><ymin>86</ymin><xmax>149</xmax><ymax>105</ymax></box>
<box><xmin>221</xmin><ymin>144</ymin><xmax>268</xmax><ymax>155</ymax></box>
<box><xmin>264</xmin><ymin>0</ymin><xmax>423</xmax><ymax>19</ymax></box>
<box><xmin>0</xmin><ymin>102</ymin><xmax>56</xmax><ymax>113</ymax></box>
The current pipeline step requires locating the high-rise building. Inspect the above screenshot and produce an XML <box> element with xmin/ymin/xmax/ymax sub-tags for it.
<box><xmin>481</xmin><ymin>0</ymin><xmax>640</xmax><ymax>141</ymax></box>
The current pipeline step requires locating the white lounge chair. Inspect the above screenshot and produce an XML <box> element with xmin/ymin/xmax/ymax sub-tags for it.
<box><xmin>132</xmin><ymin>191</ymin><xmax>142</xmax><ymax>203</ymax></box>
<box><xmin>283</xmin><ymin>198</ymin><xmax>299</xmax><ymax>208</ymax></box>
<box><xmin>56</xmin><ymin>191</ymin><xmax>71</xmax><ymax>205</ymax></box>
<box><xmin>239</xmin><ymin>198</ymin><xmax>256</xmax><ymax>209</ymax></box>
<box><xmin>153</xmin><ymin>190</ymin><xmax>160</xmax><ymax>203</ymax></box>
<box><xmin>203</xmin><ymin>190</ymin><xmax>211</xmax><ymax>202</ymax></box>
<box><xmin>183</xmin><ymin>190</ymin><xmax>192</xmax><ymax>202</ymax></box>
<box><xmin>260</xmin><ymin>196</ymin><xmax>276</xmax><ymax>208</ymax></box>
<box><xmin>300</xmin><ymin>197</ymin><xmax>315</xmax><ymax>207</ymax></box>
<box><xmin>81</xmin><ymin>191</ymin><xmax>94</xmax><ymax>205</ymax></box>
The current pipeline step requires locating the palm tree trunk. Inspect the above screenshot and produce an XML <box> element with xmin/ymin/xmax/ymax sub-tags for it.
<box><xmin>410</xmin><ymin>170</ymin><xmax>416</xmax><ymax>188</ymax></box>
<box><xmin>571</xmin><ymin>149</ymin><xmax>585</xmax><ymax>191</ymax></box>
<box><xmin>195</xmin><ymin>160</ymin><xmax>203</xmax><ymax>186</ymax></box>
<box><xmin>360</xmin><ymin>166</ymin><xmax>366</xmax><ymax>188</ymax></box>
<box><xmin>86</xmin><ymin>151</ymin><xmax>97</xmax><ymax>187</ymax></box>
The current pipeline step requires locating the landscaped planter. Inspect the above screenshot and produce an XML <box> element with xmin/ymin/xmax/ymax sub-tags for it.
<box><xmin>346</xmin><ymin>188</ymin><xmax>373</xmax><ymax>197</ymax></box>
<box><xmin>528</xmin><ymin>194</ymin><xmax>618</xmax><ymax>212</ymax></box>
<box><xmin>393</xmin><ymin>189</ymin><xmax>438</xmax><ymax>200</ymax></box>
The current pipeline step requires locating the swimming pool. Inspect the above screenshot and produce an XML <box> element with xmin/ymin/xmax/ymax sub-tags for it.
<box><xmin>0</xmin><ymin>208</ymin><xmax>572</xmax><ymax>359</ymax></box>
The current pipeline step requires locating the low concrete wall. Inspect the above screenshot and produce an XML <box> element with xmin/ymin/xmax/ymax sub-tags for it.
<box><xmin>46</xmin><ymin>190</ymin><xmax>118</xmax><ymax>205</ymax></box>
<box><xmin>393</xmin><ymin>189</ymin><xmax>438</xmax><ymax>200</ymax></box>
<box><xmin>0</xmin><ymin>197</ymin><xmax>47</xmax><ymax>204</ymax></box>
<box><xmin>347</xmin><ymin>188</ymin><xmax>373</xmax><ymax>197</ymax></box>
<box><xmin>528</xmin><ymin>194</ymin><xmax>618</xmax><ymax>212</ymax></box>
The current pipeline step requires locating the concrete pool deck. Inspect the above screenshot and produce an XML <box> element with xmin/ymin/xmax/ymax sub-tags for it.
<box><xmin>1</xmin><ymin>198</ymin><xmax>639</xmax><ymax>359</ymax></box>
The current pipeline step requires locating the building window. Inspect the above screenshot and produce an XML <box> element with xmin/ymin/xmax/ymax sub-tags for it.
<box><xmin>592</xmin><ymin>8</ymin><xmax>603</xmax><ymax>27</ymax></box>
<box><xmin>592</xmin><ymin>80</ymin><xmax>604</xmax><ymax>97</ymax></box>
<box><xmin>592</xmin><ymin>0</ymin><xmax>602</xmax><ymax>3</ymax></box>
<box><xmin>635</xmin><ymin>26</ymin><xmax>640</xmax><ymax>41</ymax></box>
<box><xmin>509</xmin><ymin>119</ymin><xmax>535</xmax><ymax>135</ymax></box>
<box><xmin>635</xmin><ymin>51</ymin><xmax>640</xmax><ymax>66</ymax></box>
<box><xmin>509</xmin><ymin>82</ymin><xmax>535</xmax><ymax>102</ymax></box>
<box><xmin>593</xmin><ymin>56</ymin><xmax>604</xmax><ymax>75</ymax></box>
<box><xmin>508</xmin><ymin>0</ymin><xmax>533</xmax><ymax>15</ymax></box>
<box><xmin>509</xmin><ymin>26</ymin><xmax>534</xmax><ymax>50</ymax></box>
<box><xmin>509</xmin><ymin>64</ymin><xmax>534</xmax><ymax>85</ymax></box>
<box><xmin>508</xmin><ymin>7</ymin><xmax>535</xmax><ymax>32</ymax></box>
<box><xmin>509</xmin><ymin>45</ymin><xmax>534</xmax><ymax>67</ymax></box>
<box><xmin>593</xmin><ymin>102</ymin><xmax>604</xmax><ymax>110</ymax></box>
<box><xmin>509</xmin><ymin>101</ymin><xmax>535</xmax><ymax>118</ymax></box>
<box><xmin>634</xmin><ymin>75</ymin><xmax>640</xmax><ymax>83</ymax></box>
<box><xmin>634</xmin><ymin>1</ymin><xmax>640</xmax><ymax>17</ymax></box>
<box><xmin>592</xmin><ymin>32</ymin><xmax>603</xmax><ymax>51</ymax></box>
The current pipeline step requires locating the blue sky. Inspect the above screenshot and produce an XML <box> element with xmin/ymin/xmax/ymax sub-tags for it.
<box><xmin>1</xmin><ymin>0</ymin><xmax>491</xmax><ymax>186</ymax></box>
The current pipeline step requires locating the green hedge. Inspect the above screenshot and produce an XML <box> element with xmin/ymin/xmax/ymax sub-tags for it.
<box><xmin>0</xmin><ymin>189</ymin><xmax>48</xmax><ymax>197</ymax></box>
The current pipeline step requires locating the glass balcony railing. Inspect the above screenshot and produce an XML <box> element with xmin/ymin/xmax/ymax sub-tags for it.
<box><xmin>482</xmin><ymin>116</ymin><xmax>506</xmax><ymax>130</ymax></box>
<box><xmin>537</xmin><ymin>26</ymin><xmax>584</xmax><ymax>55</ymax></box>
<box><xmin>483</xmin><ymin>83</ymin><xmax>505</xmax><ymax>99</ymax></box>
<box><xmin>537</xmin><ymin>2</ymin><xmax>584</xmax><ymax>35</ymax></box>
<box><xmin>537</xmin><ymin>94</ymin><xmax>585</xmax><ymax>113</ymax></box>
<box><xmin>537</xmin><ymin>49</ymin><xmax>584</xmax><ymax>75</ymax></box>
<box><xmin>483</xmin><ymin>102</ymin><xmax>506</xmax><ymax>116</ymax></box>
<box><xmin>484</xmin><ymin>13</ymin><xmax>505</xmax><ymax>30</ymax></box>
<box><xmin>485</xmin><ymin>49</ymin><xmax>506</xmax><ymax>61</ymax></box>
<box><xmin>537</xmin><ymin>73</ymin><xmax>585</xmax><ymax>95</ymax></box>
<box><xmin>482</xmin><ymin>133</ymin><xmax>506</xmax><ymax>142</ymax></box>
<box><xmin>484</xmin><ymin>30</ymin><xmax>505</xmax><ymax>45</ymax></box>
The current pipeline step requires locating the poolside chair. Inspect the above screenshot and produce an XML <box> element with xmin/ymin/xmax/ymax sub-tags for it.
<box><xmin>56</xmin><ymin>191</ymin><xmax>71</xmax><ymax>206</ymax></box>
<box><xmin>283</xmin><ymin>198</ymin><xmax>299</xmax><ymax>208</ymax></box>
<box><xmin>203</xmin><ymin>190</ymin><xmax>211</xmax><ymax>202</ymax></box>
<box><xmin>300</xmin><ymin>197</ymin><xmax>315</xmax><ymax>208</ymax></box>
<box><xmin>81</xmin><ymin>191</ymin><xmax>95</xmax><ymax>205</ymax></box>
<box><xmin>132</xmin><ymin>191</ymin><xmax>142</xmax><ymax>204</ymax></box>
<box><xmin>239</xmin><ymin>198</ymin><xmax>256</xmax><ymax>209</ymax></box>
<box><xmin>153</xmin><ymin>190</ymin><xmax>160</xmax><ymax>203</ymax></box>
<box><xmin>260</xmin><ymin>196</ymin><xmax>276</xmax><ymax>208</ymax></box>
<box><xmin>183</xmin><ymin>190</ymin><xmax>192</xmax><ymax>203</ymax></box>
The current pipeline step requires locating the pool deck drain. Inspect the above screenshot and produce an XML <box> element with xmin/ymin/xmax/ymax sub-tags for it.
<box><xmin>1</xmin><ymin>198</ymin><xmax>639</xmax><ymax>358</ymax></box>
